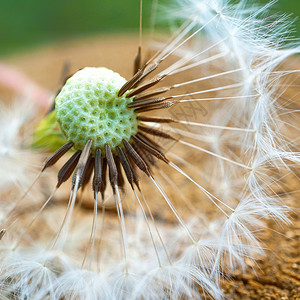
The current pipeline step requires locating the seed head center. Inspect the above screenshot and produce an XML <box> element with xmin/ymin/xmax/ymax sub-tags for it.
<box><xmin>55</xmin><ymin>67</ymin><xmax>138</xmax><ymax>154</ymax></box>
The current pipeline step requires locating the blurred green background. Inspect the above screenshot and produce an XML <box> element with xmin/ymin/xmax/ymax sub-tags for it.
<box><xmin>0</xmin><ymin>0</ymin><xmax>299</xmax><ymax>57</ymax></box>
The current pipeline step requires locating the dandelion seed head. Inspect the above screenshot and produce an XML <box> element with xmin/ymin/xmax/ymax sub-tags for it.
<box><xmin>55</xmin><ymin>67</ymin><xmax>138</xmax><ymax>155</ymax></box>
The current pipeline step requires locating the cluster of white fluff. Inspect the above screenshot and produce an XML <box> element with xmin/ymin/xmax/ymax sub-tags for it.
<box><xmin>0</xmin><ymin>100</ymin><xmax>43</xmax><ymax>202</ymax></box>
<box><xmin>0</xmin><ymin>0</ymin><xmax>299</xmax><ymax>299</ymax></box>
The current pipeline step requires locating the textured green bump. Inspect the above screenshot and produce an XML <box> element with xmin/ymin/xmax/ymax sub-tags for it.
<box><xmin>55</xmin><ymin>67</ymin><xmax>138</xmax><ymax>155</ymax></box>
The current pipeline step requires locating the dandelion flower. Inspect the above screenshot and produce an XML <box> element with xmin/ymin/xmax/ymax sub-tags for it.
<box><xmin>0</xmin><ymin>0</ymin><xmax>299</xmax><ymax>299</ymax></box>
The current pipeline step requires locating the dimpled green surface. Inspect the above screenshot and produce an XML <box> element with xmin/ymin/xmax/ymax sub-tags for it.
<box><xmin>55</xmin><ymin>67</ymin><xmax>138</xmax><ymax>155</ymax></box>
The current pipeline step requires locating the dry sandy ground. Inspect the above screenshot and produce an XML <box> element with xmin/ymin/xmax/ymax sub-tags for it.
<box><xmin>1</xmin><ymin>35</ymin><xmax>300</xmax><ymax>299</ymax></box>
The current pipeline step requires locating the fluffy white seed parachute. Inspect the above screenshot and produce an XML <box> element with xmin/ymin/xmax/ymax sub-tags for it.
<box><xmin>0</xmin><ymin>0</ymin><xmax>299</xmax><ymax>299</ymax></box>
<box><xmin>0</xmin><ymin>100</ymin><xmax>41</xmax><ymax>193</ymax></box>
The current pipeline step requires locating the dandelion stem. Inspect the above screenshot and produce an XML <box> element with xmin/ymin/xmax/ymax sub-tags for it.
<box><xmin>53</xmin><ymin>176</ymin><xmax>79</xmax><ymax>250</ymax></box>
<box><xmin>168</xmin><ymin>37</ymin><xmax>229</xmax><ymax>75</ymax></box>
<box><xmin>168</xmin><ymin>162</ymin><xmax>233</xmax><ymax>217</ymax></box>
<box><xmin>176</xmin><ymin>94</ymin><xmax>260</xmax><ymax>102</ymax></box>
<box><xmin>51</xmin><ymin>141</ymin><xmax>92</xmax><ymax>249</ymax></box>
<box><xmin>113</xmin><ymin>185</ymin><xmax>129</xmax><ymax>274</ymax></box>
<box><xmin>133</xmin><ymin>187</ymin><xmax>162</xmax><ymax>267</ymax></box>
<box><xmin>143</xmin><ymin>36</ymin><xmax>229</xmax><ymax>89</ymax></box>
<box><xmin>129</xmin><ymin>23</ymin><xmax>228</xmax><ymax>97</ymax></box>
<box><xmin>96</xmin><ymin>201</ymin><xmax>106</xmax><ymax>273</ymax></box>
<box><xmin>160</xmin><ymin>14</ymin><xmax>219</xmax><ymax>62</ymax></box>
<box><xmin>176</xmin><ymin>121</ymin><xmax>256</xmax><ymax>132</ymax></box>
<box><xmin>89</xmin><ymin>192</ymin><xmax>98</xmax><ymax>269</ymax></box>
<box><xmin>139</xmin><ymin>0</ymin><xmax>143</xmax><ymax>48</ymax></box>
<box><xmin>127</xmin><ymin>15</ymin><xmax>221</xmax><ymax>95</ymax></box>
<box><xmin>173</xmin><ymin>68</ymin><xmax>245</xmax><ymax>88</ymax></box>
<box><xmin>149</xmin><ymin>176</ymin><xmax>196</xmax><ymax>244</ymax></box>
<box><xmin>169</xmin><ymin>52</ymin><xmax>227</xmax><ymax>75</ymax></box>
<box><xmin>14</xmin><ymin>186</ymin><xmax>57</xmax><ymax>248</ymax></box>
<box><xmin>152</xmin><ymin>117</ymin><xmax>256</xmax><ymax>133</ymax></box>
<box><xmin>153</xmin><ymin>19</ymin><xmax>197</xmax><ymax>64</ymax></box>
<box><xmin>5</xmin><ymin>170</ymin><xmax>43</xmax><ymax>223</ymax></box>
<box><xmin>158</xmin><ymin>168</ymin><xmax>194</xmax><ymax>213</ymax></box>
<box><xmin>81</xmin><ymin>191</ymin><xmax>99</xmax><ymax>270</ymax></box>
<box><xmin>149</xmin><ymin>0</ymin><xmax>158</xmax><ymax>39</ymax></box>
<box><xmin>171</xmin><ymin>82</ymin><xmax>245</xmax><ymax>98</ymax></box>
<box><xmin>179</xmin><ymin>140</ymin><xmax>252</xmax><ymax>170</ymax></box>
<box><xmin>138</xmin><ymin>188</ymin><xmax>172</xmax><ymax>264</ymax></box>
